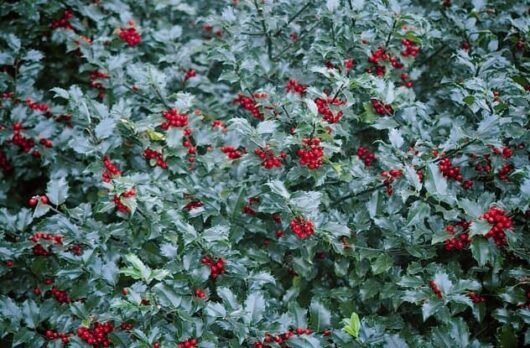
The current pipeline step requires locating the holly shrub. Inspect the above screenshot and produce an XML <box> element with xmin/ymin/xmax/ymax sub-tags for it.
<box><xmin>1</xmin><ymin>0</ymin><xmax>530</xmax><ymax>347</ymax></box>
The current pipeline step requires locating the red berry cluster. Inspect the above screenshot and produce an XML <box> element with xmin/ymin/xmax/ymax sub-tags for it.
<box><xmin>497</xmin><ymin>163</ymin><xmax>512</xmax><ymax>181</ymax></box>
<box><xmin>160</xmin><ymin>108</ymin><xmax>189</xmax><ymax>129</ymax></box>
<box><xmin>211</xmin><ymin>119</ymin><xmax>225</xmax><ymax>129</ymax></box>
<box><xmin>315</xmin><ymin>98</ymin><xmax>343</xmax><ymax>123</ymax></box>
<box><xmin>381</xmin><ymin>169</ymin><xmax>402</xmax><ymax>195</ymax></box>
<box><xmin>30</xmin><ymin>232</ymin><xmax>63</xmax><ymax>245</ymax></box>
<box><xmin>444</xmin><ymin>221</ymin><xmax>471</xmax><ymax>251</ymax></box>
<box><xmin>242</xmin><ymin>197</ymin><xmax>259</xmax><ymax>216</ymax></box>
<box><xmin>11</xmin><ymin>123</ymin><xmax>35</xmax><ymax>154</ymax></box>
<box><xmin>39</xmin><ymin>138</ymin><xmax>53</xmax><ymax>148</ymax></box>
<box><xmin>50</xmin><ymin>9</ymin><xmax>74</xmax><ymax>30</ymax></box>
<box><xmin>102</xmin><ymin>156</ymin><xmax>122</xmax><ymax>183</ymax></box>
<box><xmin>371</xmin><ymin>99</ymin><xmax>394</xmax><ymax>116</ymax></box>
<box><xmin>275</xmin><ymin>229</ymin><xmax>284</xmax><ymax>238</ymax></box>
<box><xmin>444</xmin><ymin>232</ymin><xmax>470</xmax><ymax>251</ymax></box>
<box><xmin>194</xmin><ymin>288</ymin><xmax>206</xmax><ymax>299</ymax></box>
<box><xmin>481</xmin><ymin>207</ymin><xmax>512</xmax><ymax>246</ymax></box>
<box><xmin>290</xmin><ymin>217</ymin><xmax>315</xmax><ymax>239</ymax></box>
<box><xmin>45</xmin><ymin>330</ymin><xmax>71</xmax><ymax>344</ymax></box>
<box><xmin>272</xmin><ymin>213</ymin><xmax>281</xmax><ymax>224</ymax></box>
<box><xmin>201</xmin><ymin>256</ymin><xmax>225</xmax><ymax>279</ymax></box>
<box><xmin>515</xmin><ymin>39</ymin><xmax>525</xmax><ymax>51</ymax></box>
<box><xmin>5</xmin><ymin>260</ymin><xmax>14</xmax><ymax>267</ymax></box>
<box><xmin>221</xmin><ymin>146</ymin><xmax>244</xmax><ymax>159</ymax></box>
<box><xmin>118</xmin><ymin>24</ymin><xmax>141</xmax><ymax>46</ymax></box>
<box><xmin>296</xmin><ymin>137</ymin><xmax>324</xmax><ymax>170</ymax></box>
<box><xmin>429</xmin><ymin>280</ymin><xmax>443</xmax><ymax>299</ymax></box>
<box><xmin>367</xmin><ymin>48</ymin><xmax>403</xmax><ymax>76</ymax></box>
<box><xmin>286</xmin><ymin>79</ymin><xmax>307</xmax><ymax>95</ymax></box>
<box><xmin>113</xmin><ymin>188</ymin><xmax>135</xmax><ymax>213</ymax></box>
<box><xmin>184</xmin><ymin>69</ymin><xmax>197</xmax><ymax>81</ymax></box>
<box><xmin>30</xmin><ymin>232</ymin><xmax>62</xmax><ymax>256</ymax></box>
<box><xmin>254</xmin><ymin>146</ymin><xmax>285</xmax><ymax>169</ymax></box>
<box><xmin>473</xmin><ymin>154</ymin><xmax>492</xmax><ymax>173</ymax></box>
<box><xmin>468</xmin><ymin>292</ymin><xmax>486</xmax><ymax>304</ymax></box>
<box><xmin>178</xmin><ymin>338</ymin><xmax>198</xmax><ymax>348</ymax></box>
<box><xmin>400</xmin><ymin>39</ymin><xmax>420</xmax><ymax>57</ymax></box>
<box><xmin>70</xmin><ymin>244</ymin><xmax>82</xmax><ymax>256</ymax></box>
<box><xmin>89</xmin><ymin>70</ymin><xmax>109</xmax><ymax>99</ymax></box>
<box><xmin>357</xmin><ymin>147</ymin><xmax>376</xmax><ymax>167</ymax></box>
<box><xmin>254</xmin><ymin>327</ymin><xmax>313</xmax><ymax>348</ymax></box>
<box><xmin>144</xmin><ymin>148</ymin><xmax>168</xmax><ymax>169</ymax></box>
<box><xmin>1</xmin><ymin>91</ymin><xmax>15</xmax><ymax>98</ymax></box>
<box><xmin>184</xmin><ymin>200</ymin><xmax>203</xmax><ymax>211</ymax></box>
<box><xmin>438</xmin><ymin>157</ymin><xmax>464</xmax><ymax>182</ymax></box>
<box><xmin>26</xmin><ymin>98</ymin><xmax>49</xmax><ymax>112</ymax></box>
<box><xmin>120</xmin><ymin>322</ymin><xmax>134</xmax><ymax>331</ymax></box>
<box><xmin>243</xmin><ymin>205</ymin><xmax>256</xmax><ymax>216</ymax></box>
<box><xmin>77</xmin><ymin>322</ymin><xmax>114</xmax><ymax>347</ymax></box>
<box><xmin>28</xmin><ymin>195</ymin><xmax>48</xmax><ymax>206</ymax></box>
<box><xmin>234</xmin><ymin>94</ymin><xmax>263</xmax><ymax>120</ymax></box>
<box><xmin>0</xmin><ymin>149</ymin><xmax>12</xmax><ymax>172</ymax></box>
<box><xmin>50</xmin><ymin>287</ymin><xmax>71</xmax><ymax>303</ymax></box>
<box><xmin>33</xmin><ymin>244</ymin><xmax>53</xmax><ymax>256</ymax></box>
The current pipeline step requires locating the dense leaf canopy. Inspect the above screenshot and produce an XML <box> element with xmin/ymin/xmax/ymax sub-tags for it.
<box><xmin>1</xmin><ymin>0</ymin><xmax>530</xmax><ymax>347</ymax></box>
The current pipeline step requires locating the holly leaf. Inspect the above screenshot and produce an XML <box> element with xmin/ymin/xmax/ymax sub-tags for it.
<box><xmin>47</xmin><ymin>177</ymin><xmax>69</xmax><ymax>205</ymax></box>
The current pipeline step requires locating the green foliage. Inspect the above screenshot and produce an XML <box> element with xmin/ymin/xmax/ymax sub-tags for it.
<box><xmin>1</xmin><ymin>0</ymin><xmax>530</xmax><ymax>347</ymax></box>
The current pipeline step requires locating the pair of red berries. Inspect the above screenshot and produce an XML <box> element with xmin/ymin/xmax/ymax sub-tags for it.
<box><xmin>194</xmin><ymin>289</ymin><xmax>206</xmax><ymax>299</ymax></box>
<box><xmin>28</xmin><ymin>195</ymin><xmax>48</xmax><ymax>206</ymax></box>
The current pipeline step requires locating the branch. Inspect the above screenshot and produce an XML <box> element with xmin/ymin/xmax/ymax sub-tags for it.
<box><xmin>332</xmin><ymin>138</ymin><xmax>478</xmax><ymax>205</ymax></box>
<box><xmin>253</xmin><ymin>0</ymin><xmax>273</xmax><ymax>60</ymax></box>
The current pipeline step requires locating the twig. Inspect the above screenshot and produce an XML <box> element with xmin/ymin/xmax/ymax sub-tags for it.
<box><xmin>273</xmin><ymin>1</ymin><xmax>312</xmax><ymax>37</ymax></box>
<box><xmin>384</xmin><ymin>18</ymin><xmax>398</xmax><ymax>48</ymax></box>
<box><xmin>416</xmin><ymin>45</ymin><xmax>448</xmax><ymax>67</ymax></box>
<box><xmin>273</xmin><ymin>22</ymin><xmax>319</xmax><ymax>60</ymax></box>
<box><xmin>151</xmin><ymin>84</ymin><xmax>170</xmax><ymax>109</ymax></box>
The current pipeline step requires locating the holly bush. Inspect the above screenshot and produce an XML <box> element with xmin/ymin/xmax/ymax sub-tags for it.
<box><xmin>1</xmin><ymin>0</ymin><xmax>530</xmax><ymax>347</ymax></box>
